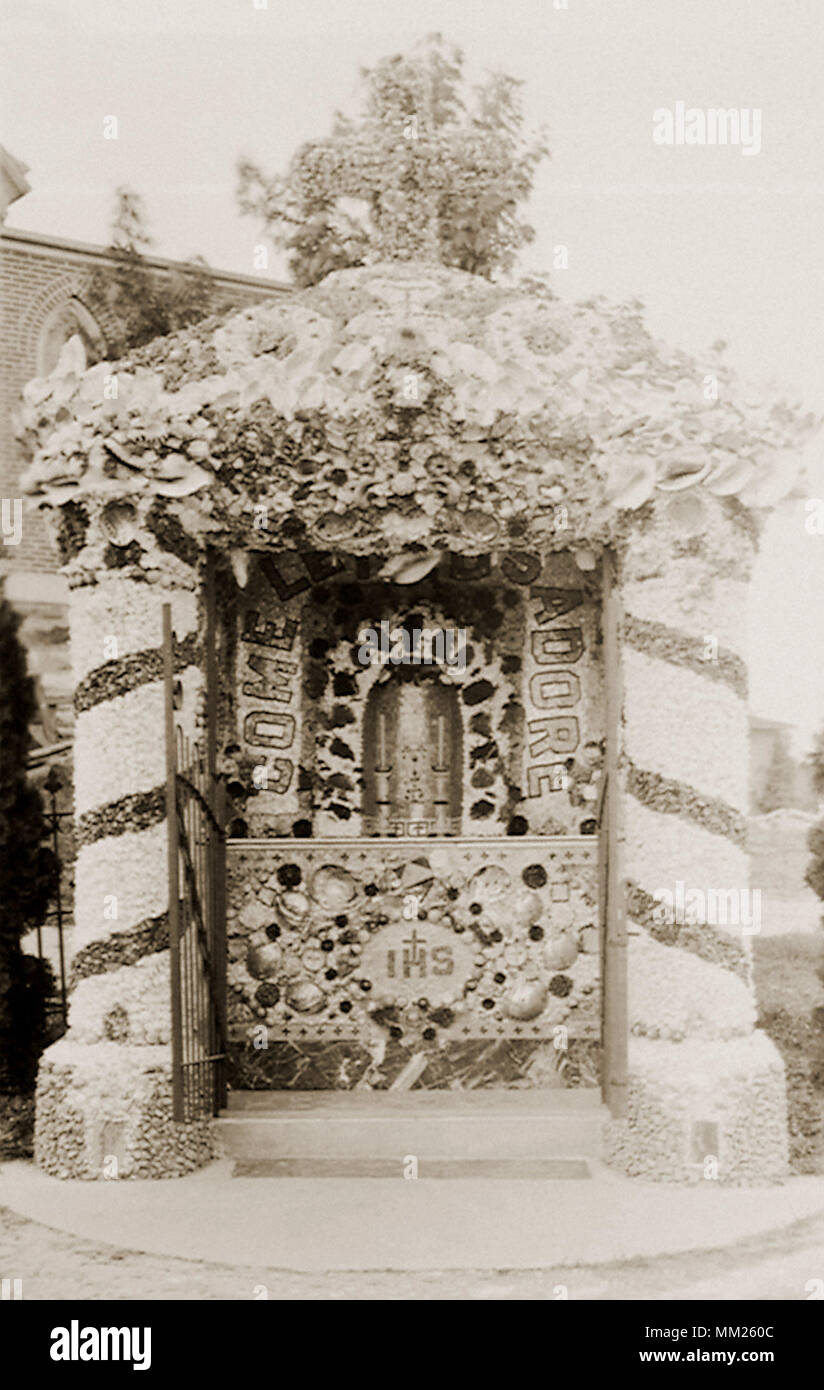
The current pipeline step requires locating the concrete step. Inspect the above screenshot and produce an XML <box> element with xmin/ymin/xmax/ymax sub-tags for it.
<box><xmin>217</xmin><ymin>1089</ymin><xmax>607</xmax><ymax>1162</ymax></box>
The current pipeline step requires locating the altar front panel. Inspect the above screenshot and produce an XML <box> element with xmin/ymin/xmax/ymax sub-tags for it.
<box><xmin>226</xmin><ymin>837</ymin><xmax>599</xmax><ymax>1090</ymax></box>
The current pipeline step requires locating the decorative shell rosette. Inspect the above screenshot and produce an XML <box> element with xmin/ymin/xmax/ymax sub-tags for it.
<box><xmin>310</xmin><ymin>865</ymin><xmax>358</xmax><ymax>912</ymax></box>
<box><xmin>501</xmin><ymin>978</ymin><xmax>549</xmax><ymax>1020</ymax></box>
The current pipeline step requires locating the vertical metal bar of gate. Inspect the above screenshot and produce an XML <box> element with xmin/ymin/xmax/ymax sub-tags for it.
<box><xmin>212</xmin><ymin>779</ymin><xmax>227</xmax><ymax>1112</ymax></box>
<box><xmin>203</xmin><ymin>555</ymin><xmax>215</xmax><ymax>1118</ymax></box>
<box><xmin>163</xmin><ymin>604</ymin><xmax>185</xmax><ymax>1122</ymax></box>
<box><xmin>197</xmin><ymin>740</ymin><xmax>209</xmax><ymax>1114</ymax></box>
<box><xmin>602</xmin><ymin>550</ymin><xmax>628</xmax><ymax>1118</ymax></box>
<box><xmin>181</xmin><ymin>728</ymin><xmax>191</xmax><ymax>1116</ymax></box>
<box><xmin>164</xmin><ymin>573</ymin><xmax>227</xmax><ymax>1123</ymax></box>
<box><xmin>183</xmin><ymin>733</ymin><xmax>193</xmax><ymax>1112</ymax></box>
<box><xmin>597</xmin><ymin>762</ymin><xmax>609</xmax><ymax>1091</ymax></box>
<box><xmin>204</xmin><ymin>551</ymin><xmax>227</xmax><ymax>1112</ymax></box>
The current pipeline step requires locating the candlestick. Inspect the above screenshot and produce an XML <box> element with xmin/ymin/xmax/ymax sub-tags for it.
<box><xmin>376</xmin><ymin>712</ymin><xmax>389</xmax><ymax>770</ymax></box>
<box><xmin>432</xmin><ymin>771</ymin><xmax>450</xmax><ymax>802</ymax></box>
<box><xmin>373</xmin><ymin>770</ymin><xmax>392</xmax><ymax>804</ymax></box>
<box><xmin>433</xmin><ymin>714</ymin><xmax>447</xmax><ymax>770</ymax></box>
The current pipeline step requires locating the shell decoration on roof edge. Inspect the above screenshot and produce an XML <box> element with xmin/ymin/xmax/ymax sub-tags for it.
<box><xmin>17</xmin><ymin>261</ymin><xmax>818</xmax><ymax>557</ymax></box>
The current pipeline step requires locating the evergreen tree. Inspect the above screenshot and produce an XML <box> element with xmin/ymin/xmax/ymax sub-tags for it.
<box><xmin>807</xmin><ymin>725</ymin><xmax>824</xmax><ymax>802</ymax></box>
<box><xmin>756</xmin><ymin>732</ymin><xmax>797</xmax><ymax>813</ymax></box>
<box><xmin>86</xmin><ymin>187</ymin><xmax>215</xmax><ymax>357</ymax></box>
<box><xmin>804</xmin><ymin>727</ymin><xmax>824</xmax><ymax>1106</ymax></box>
<box><xmin>806</xmin><ymin>723</ymin><xmax>824</xmax><ymax>907</ymax></box>
<box><xmin>0</xmin><ymin>587</ymin><xmax>57</xmax><ymax>1092</ymax></box>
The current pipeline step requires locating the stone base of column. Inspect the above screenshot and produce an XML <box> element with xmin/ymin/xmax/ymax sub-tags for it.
<box><xmin>34</xmin><ymin>1040</ymin><xmax>217</xmax><ymax>1180</ymax></box>
<box><xmin>605</xmin><ymin>1032</ymin><xmax>789</xmax><ymax>1184</ymax></box>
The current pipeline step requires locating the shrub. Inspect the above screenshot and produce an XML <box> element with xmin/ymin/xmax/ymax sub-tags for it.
<box><xmin>753</xmin><ymin>935</ymin><xmax>824</xmax><ymax>1173</ymax></box>
<box><xmin>0</xmin><ymin>587</ymin><xmax>58</xmax><ymax>1094</ymax></box>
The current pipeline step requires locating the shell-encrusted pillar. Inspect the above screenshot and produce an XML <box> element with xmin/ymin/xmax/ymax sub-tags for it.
<box><xmin>34</xmin><ymin>510</ymin><xmax>216</xmax><ymax>1178</ymax></box>
<box><xmin>606</xmin><ymin>496</ymin><xmax>788</xmax><ymax>1183</ymax></box>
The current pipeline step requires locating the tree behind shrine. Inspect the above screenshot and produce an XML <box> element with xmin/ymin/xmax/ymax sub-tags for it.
<box><xmin>236</xmin><ymin>34</ymin><xmax>549</xmax><ymax>286</ymax></box>
<box><xmin>805</xmin><ymin>724</ymin><xmax>824</xmax><ymax>908</ymax></box>
<box><xmin>755</xmin><ymin>730</ymin><xmax>799</xmax><ymax>813</ymax></box>
<box><xmin>0</xmin><ymin>587</ymin><xmax>57</xmax><ymax>1093</ymax></box>
<box><xmin>802</xmin><ymin>725</ymin><xmax>824</xmax><ymax>1116</ymax></box>
<box><xmin>86</xmin><ymin>188</ymin><xmax>215</xmax><ymax>356</ymax></box>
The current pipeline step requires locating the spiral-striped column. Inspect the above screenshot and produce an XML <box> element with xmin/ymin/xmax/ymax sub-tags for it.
<box><xmin>34</xmin><ymin>552</ymin><xmax>216</xmax><ymax>1178</ymax></box>
<box><xmin>606</xmin><ymin>499</ymin><xmax>789</xmax><ymax>1183</ymax></box>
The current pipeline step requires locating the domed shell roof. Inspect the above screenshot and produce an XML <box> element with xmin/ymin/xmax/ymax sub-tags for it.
<box><xmin>18</xmin><ymin>260</ymin><xmax>814</xmax><ymax>556</ymax></box>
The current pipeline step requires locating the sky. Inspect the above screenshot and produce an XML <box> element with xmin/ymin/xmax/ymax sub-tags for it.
<box><xmin>3</xmin><ymin>0</ymin><xmax>824</xmax><ymax>753</ymax></box>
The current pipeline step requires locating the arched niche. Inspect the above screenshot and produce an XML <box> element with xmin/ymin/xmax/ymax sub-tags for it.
<box><xmin>36</xmin><ymin>297</ymin><xmax>106</xmax><ymax>376</ymax></box>
<box><xmin>362</xmin><ymin>669</ymin><xmax>462</xmax><ymax>836</ymax></box>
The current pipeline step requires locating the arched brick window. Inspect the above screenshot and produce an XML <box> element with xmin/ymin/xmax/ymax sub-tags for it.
<box><xmin>36</xmin><ymin>296</ymin><xmax>106</xmax><ymax>376</ymax></box>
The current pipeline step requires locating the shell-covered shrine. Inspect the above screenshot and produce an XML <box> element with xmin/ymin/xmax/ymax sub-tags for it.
<box><xmin>17</xmin><ymin>248</ymin><xmax>813</xmax><ymax>1181</ymax></box>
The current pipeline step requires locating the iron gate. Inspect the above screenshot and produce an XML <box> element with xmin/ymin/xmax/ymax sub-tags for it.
<box><xmin>163</xmin><ymin>598</ymin><xmax>227</xmax><ymax>1122</ymax></box>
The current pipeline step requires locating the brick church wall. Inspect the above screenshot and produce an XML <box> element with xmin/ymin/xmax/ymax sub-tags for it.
<box><xmin>1</xmin><ymin>226</ymin><xmax>289</xmax><ymax>752</ymax></box>
<box><xmin>1</xmin><ymin>227</ymin><xmax>288</xmax><ymax>575</ymax></box>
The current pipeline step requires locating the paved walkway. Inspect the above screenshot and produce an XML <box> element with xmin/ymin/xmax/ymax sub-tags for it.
<box><xmin>2</xmin><ymin>1159</ymin><xmax>824</xmax><ymax>1272</ymax></box>
<box><xmin>4</xmin><ymin>1200</ymin><xmax>824</xmax><ymax>1299</ymax></box>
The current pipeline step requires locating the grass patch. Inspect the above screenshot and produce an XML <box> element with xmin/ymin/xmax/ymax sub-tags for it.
<box><xmin>753</xmin><ymin>933</ymin><xmax>824</xmax><ymax>1174</ymax></box>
